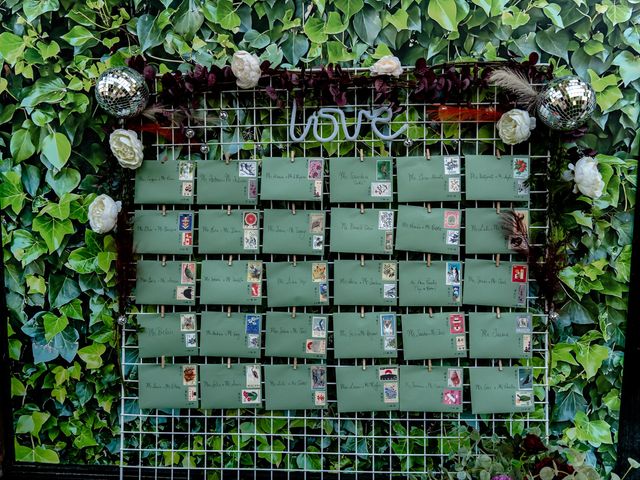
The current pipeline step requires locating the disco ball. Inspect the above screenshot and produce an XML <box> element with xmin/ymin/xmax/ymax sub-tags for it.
<box><xmin>95</xmin><ymin>66</ymin><xmax>149</xmax><ymax>118</ymax></box>
<box><xmin>535</xmin><ymin>76</ymin><xmax>595</xmax><ymax>131</ymax></box>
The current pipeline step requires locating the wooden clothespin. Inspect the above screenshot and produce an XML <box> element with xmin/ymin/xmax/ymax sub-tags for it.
<box><xmin>224</xmin><ymin>153</ymin><xmax>231</xmax><ymax>165</ymax></box>
<box><xmin>427</xmin><ymin>254</ymin><xmax>432</xmax><ymax>268</ymax></box>
<box><xmin>426</xmin><ymin>148</ymin><xmax>431</xmax><ymax>160</ymax></box>
<box><xmin>496</xmin><ymin>150</ymin><xmax>501</xmax><ymax>159</ymax></box>
<box><xmin>496</xmin><ymin>307</ymin><xmax>501</xmax><ymax>319</ymax></box>
<box><xmin>227</xmin><ymin>358</ymin><xmax>231</xmax><ymax>369</ymax></box>
<box><xmin>290</xmin><ymin>151</ymin><xmax>295</xmax><ymax>163</ymax></box>
<box><xmin>360</xmin><ymin>306</ymin><xmax>365</xmax><ymax>318</ymax></box>
<box><xmin>161</xmin><ymin>255</ymin><xmax>167</xmax><ymax>267</ymax></box>
<box><xmin>161</xmin><ymin>205</ymin><xmax>167</xmax><ymax>216</ymax></box>
<box><xmin>227</xmin><ymin>205</ymin><xmax>232</xmax><ymax>215</ymax></box>
<box><xmin>428</xmin><ymin>307</ymin><xmax>433</xmax><ymax>318</ymax></box>
<box><xmin>227</xmin><ymin>305</ymin><xmax>232</xmax><ymax>318</ymax></box>
<box><xmin>360</xmin><ymin>255</ymin><xmax>365</xmax><ymax>267</ymax></box>
<box><xmin>428</xmin><ymin>359</ymin><xmax>432</xmax><ymax>372</ymax></box>
<box><xmin>362</xmin><ymin>359</ymin><xmax>366</xmax><ymax>370</ymax></box>
<box><xmin>291</xmin><ymin>202</ymin><xmax>296</xmax><ymax>215</ymax></box>
<box><xmin>360</xmin><ymin>203</ymin><xmax>365</xmax><ymax>214</ymax></box>
<box><xmin>160</xmin><ymin>305</ymin><xmax>165</xmax><ymax>318</ymax></box>
<box><xmin>293</xmin><ymin>358</ymin><xmax>298</xmax><ymax>370</ymax></box>
<box><xmin>292</xmin><ymin>255</ymin><xmax>297</xmax><ymax>267</ymax></box>
<box><xmin>495</xmin><ymin>253</ymin><xmax>500</xmax><ymax>268</ymax></box>
<box><xmin>228</xmin><ymin>255</ymin><xmax>233</xmax><ymax>266</ymax></box>
<box><xmin>427</xmin><ymin>203</ymin><xmax>432</xmax><ymax>214</ymax></box>
<box><xmin>161</xmin><ymin>356</ymin><xmax>165</xmax><ymax>368</ymax></box>
<box><xmin>359</xmin><ymin>149</ymin><xmax>364</xmax><ymax>162</ymax></box>
<box><xmin>496</xmin><ymin>202</ymin><xmax>501</xmax><ymax>214</ymax></box>
<box><xmin>291</xmin><ymin>306</ymin><xmax>296</xmax><ymax>318</ymax></box>
<box><xmin>498</xmin><ymin>359</ymin><xmax>503</xmax><ymax>371</ymax></box>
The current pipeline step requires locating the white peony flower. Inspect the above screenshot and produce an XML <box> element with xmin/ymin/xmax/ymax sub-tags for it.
<box><xmin>230</xmin><ymin>50</ymin><xmax>262</xmax><ymax>89</ymax></box>
<box><xmin>109</xmin><ymin>129</ymin><xmax>144</xmax><ymax>169</ymax></box>
<box><xmin>88</xmin><ymin>194</ymin><xmax>122</xmax><ymax>234</ymax></box>
<box><xmin>566</xmin><ymin>156</ymin><xmax>605</xmax><ymax>199</ymax></box>
<box><xmin>370</xmin><ymin>55</ymin><xmax>403</xmax><ymax>77</ymax></box>
<box><xmin>497</xmin><ymin>109</ymin><xmax>536</xmax><ymax>145</ymax></box>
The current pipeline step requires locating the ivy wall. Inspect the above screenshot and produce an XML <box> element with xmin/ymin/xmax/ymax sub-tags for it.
<box><xmin>0</xmin><ymin>0</ymin><xmax>638</xmax><ymax>473</ymax></box>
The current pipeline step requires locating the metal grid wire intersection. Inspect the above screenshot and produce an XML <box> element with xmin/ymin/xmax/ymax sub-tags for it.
<box><xmin>119</xmin><ymin>69</ymin><xmax>550</xmax><ymax>479</ymax></box>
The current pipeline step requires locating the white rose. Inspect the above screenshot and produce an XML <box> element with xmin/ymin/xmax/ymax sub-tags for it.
<box><xmin>497</xmin><ymin>109</ymin><xmax>536</xmax><ymax>145</ymax></box>
<box><xmin>230</xmin><ymin>50</ymin><xmax>261</xmax><ymax>89</ymax></box>
<box><xmin>88</xmin><ymin>194</ymin><xmax>122</xmax><ymax>234</ymax></box>
<box><xmin>370</xmin><ymin>55</ymin><xmax>403</xmax><ymax>77</ymax></box>
<box><xmin>567</xmin><ymin>156</ymin><xmax>605</xmax><ymax>199</ymax></box>
<box><xmin>109</xmin><ymin>129</ymin><xmax>144</xmax><ymax>169</ymax></box>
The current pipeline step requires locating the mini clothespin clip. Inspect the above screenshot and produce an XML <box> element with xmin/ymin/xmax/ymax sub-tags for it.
<box><xmin>496</xmin><ymin>307</ymin><xmax>501</xmax><ymax>319</ymax></box>
<box><xmin>227</xmin><ymin>306</ymin><xmax>232</xmax><ymax>318</ymax></box>
<box><xmin>291</xmin><ymin>202</ymin><xmax>296</xmax><ymax>215</ymax></box>
<box><xmin>293</xmin><ymin>358</ymin><xmax>298</xmax><ymax>370</ymax></box>
<box><xmin>498</xmin><ymin>359</ymin><xmax>503</xmax><ymax>371</ymax></box>
<box><xmin>224</xmin><ymin>153</ymin><xmax>231</xmax><ymax>165</ymax></box>
<box><xmin>291</xmin><ymin>306</ymin><xmax>297</xmax><ymax>318</ymax></box>
<box><xmin>360</xmin><ymin>255</ymin><xmax>365</xmax><ymax>267</ymax></box>
<box><xmin>496</xmin><ymin>150</ymin><xmax>501</xmax><ymax>159</ymax></box>
<box><xmin>161</xmin><ymin>356</ymin><xmax>165</xmax><ymax>368</ymax></box>
<box><xmin>360</xmin><ymin>306</ymin><xmax>365</xmax><ymax>318</ymax></box>
<box><xmin>428</xmin><ymin>359</ymin><xmax>432</xmax><ymax>372</ymax></box>
<box><xmin>427</xmin><ymin>254</ymin><xmax>432</xmax><ymax>268</ymax></box>
<box><xmin>161</xmin><ymin>205</ymin><xmax>167</xmax><ymax>216</ymax></box>
<box><xmin>290</xmin><ymin>151</ymin><xmax>295</xmax><ymax>163</ymax></box>
<box><xmin>360</xmin><ymin>203</ymin><xmax>365</xmax><ymax>214</ymax></box>
<box><xmin>228</xmin><ymin>255</ymin><xmax>233</xmax><ymax>266</ymax></box>
<box><xmin>362</xmin><ymin>359</ymin><xmax>366</xmax><ymax>370</ymax></box>
<box><xmin>359</xmin><ymin>149</ymin><xmax>364</xmax><ymax>162</ymax></box>
<box><xmin>227</xmin><ymin>205</ymin><xmax>232</xmax><ymax>215</ymax></box>
<box><xmin>292</xmin><ymin>255</ymin><xmax>297</xmax><ymax>267</ymax></box>
<box><xmin>161</xmin><ymin>255</ymin><xmax>167</xmax><ymax>267</ymax></box>
<box><xmin>227</xmin><ymin>358</ymin><xmax>231</xmax><ymax>369</ymax></box>
<box><xmin>496</xmin><ymin>202</ymin><xmax>501</xmax><ymax>214</ymax></box>
<box><xmin>427</xmin><ymin>203</ymin><xmax>432</xmax><ymax>214</ymax></box>
<box><xmin>160</xmin><ymin>305</ymin><xmax>165</xmax><ymax>318</ymax></box>
<box><xmin>428</xmin><ymin>307</ymin><xmax>433</xmax><ymax>318</ymax></box>
<box><xmin>495</xmin><ymin>253</ymin><xmax>501</xmax><ymax>268</ymax></box>
<box><xmin>426</xmin><ymin>148</ymin><xmax>431</xmax><ymax>161</ymax></box>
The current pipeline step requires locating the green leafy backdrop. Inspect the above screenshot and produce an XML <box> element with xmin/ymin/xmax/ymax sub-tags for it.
<box><xmin>0</xmin><ymin>0</ymin><xmax>637</xmax><ymax>473</ymax></box>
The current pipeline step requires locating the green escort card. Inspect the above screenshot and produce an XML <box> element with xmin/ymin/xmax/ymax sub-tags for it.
<box><xmin>464</xmin><ymin>259</ymin><xmax>528</xmax><ymax>307</ymax></box>
<box><xmin>198</xmin><ymin>209</ymin><xmax>260</xmax><ymax>254</ymax></box>
<box><xmin>330</xmin><ymin>207</ymin><xmax>394</xmax><ymax>254</ymax></box>
<box><xmin>135</xmin><ymin>160</ymin><xmax>195</xmax><ymax>204</ymax></box>
<box><xmin>264</xmin><ymin>364</ymin><xmax>328</xmax><ymax>410</ymax></box>
<box><xmin>262</xmin><ymin>209</ymin><xmax>325</xmax><ymax>255</ymax></box>
<box><xmin>265</xmin><ymin>261</ymin><xmax>329</xmax><ymax>307</ymax></box>
<box><xmin>133</xmin><ymin>210</ymin><xmax>195</xmax><ymax>255</ymax></box>
<box><xmin>395</xmin><ymin>206</ymin><xmax>461</xmax><ymax>255</ymax></box>
<box><xmin>333</xmin><ymin>312</ymin><xmax>398</xmax><ymax>358</ymax></box>
<box><xmin>137</xmin><ymin>313</ymin><xmax>199</xmax><ymax>358</ymax></box>
<box><xmin>399</xmin><ymin>366</ymin><xmax>463</xmax><ymax>413</ymax></box>
<box><xmin>469</xmin><ymin>312</ymin><xmax>532</xmax><ymax>359</ymax></box>
<box><xmin>466</xmin><ymin>155</ymin><xmax>530</xmax><ymax>201</ymax></box>
<box><xmin>200</xmin><ymin>363</ymin><xmax>262</xmax><ymax>409</ymax></box>
<box><xmin>329</xmin><ymin>156</ymin><xmax>393</xmax><ymax>203</ymax></box>
<box><xmin>265</xmin><ymin>312</ymin><xmax>327</xmax><ymax>359</ymax></box>
<box><xmin>466</xmin><ymin>208</ymin><xmax>529</xmax><ymax>254</ymax></box>
<box><xmin>398</xmin><ymin>261</ymin><xmax>463</xmax><ymax>307</ymax></box>
<box><xmin>396</xmin><ymin>155</ymin><xmax>462</xmax><ymax>202</ymax></box>
<box><xmin>196</xmin><ymin>160</ymin><xmax>258</xmax><ymax>205</ymax></box>
<box><xmin>402</xmin><ymin>312</ymin><xmax>467</xmax><ymax>360</ymax></box>
<box><xmin>200</xmin><ymin>260</ymin><xmax>263</xmax><ymax>305</ymax></box>
<box><xmin>336</xmin><ymin>365</ymin><xmax>400</xmax><ymax>412</ymax></box>
<box><xmin>469</xmin><ymin>366</ymin><xmax>535</xmax><ymax>414</ymax></box>
<box><xmin>333</xmin><ymin>260</ymin><xmax>398</xmax><ymax>306</ymax></box>
<box><xmin>199</xmin><ymin>312</ymin><xmax>261</xmax><ymax>358</ymax></box>
<box><xmin>138</xmin><ymin>364</ymin><xmax>199</xmax><ymax>409</ymax></box>
<box><xmin>261</xmin><ymin>157</ymin><xmax>323</xmax><ymax>201</ymax></box>
<box><xmin>136</xmin><ymin>260</ymin><xmax>196</xmax><ymax>306</ymax></box>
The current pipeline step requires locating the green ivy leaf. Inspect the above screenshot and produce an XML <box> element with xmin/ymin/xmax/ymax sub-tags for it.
<box><xmin>67</xmin><ymin>247</ymin><xmax>98</xmax><ymax>274</ymax></box>
<box><xmin>535</xmin><ymin>28</ymin><xmax>570</xmax><ymax>63</ymax></box>
<box><xmin>386</xmin><ymin>9</ymin><xmax>409</xmax><ymax>31</ymax></box>
<box><xmin>334</xmin><ymin>0</ymin><xmax>364</xmax><ymax>19</ymax></box>
<box><xmin>20</xmin><ymin>77</ymin><xmax>67</xmax><ymax>109</ymax></box>
<box><xmin>137</xmin><ymin>14</ymin><xmax>164</xmax><ymax>52</ymax></box>
<box><xmin>41</xmin><ymin>132</ymin><xmax>72</xmax><ymax>170</ymax></box>
<box><xmin>281</xmin><ymin>33</ymin><xmax>309</xmax><ymax>65</ymax></box>
<box><xmin>353</xmin><ymin>6</ymin><xmax>382</xmax><ymax>46</ymax></box>
<box><xmin>572</xmin><ymin>411</ymin><xmax>613</xmax><ymax>447</ymax></box>
<box><xmin>43</xmin><ymin>313</ymin><xmax>69</xmax><ymax>342</ymax></box>
<box><xmin>32</xmin><ymin>215</ymin><xmax>75</xmax><ymax>253</ymax></box>
<box><xmin>174</xmin><ymin>1</ymin><xmax>205</xmax><ymax>38</ymax></box>
<box><xmin>0</xmin><ymin>170</ymin><xmax>27</xmax><ymax>214</ymax></box>
<box><xmin>612</xmin><ymin>51</ymin><xmax>640</xmax><ymax>86</ymax></box>
<box><xmin>61</xmin><ymin>25</ymin><xmax>95</xmax><ymax>47</ymax></box>
<box><xmin>553</xmin><ymin>385</ymin><xmax>587</xmax><ymax>422</ymax></box>
<box><xmin>303</xmin><ymin>17</ymin><xmax>328</xmax><ymax>43</ymax></box>
<box><xmin>213</xmin><ymin>0</ymin><xmax>241</xmax><ymax>30</ymax></box>
<box><xmin>428</xmin><ymin>0</ymin><xmax>458</xmax><ymax>31</ymax></box>
<box><xmin>0</xmin><ymin>32</ymin><xmax>25</xmax><ymax>66</ymax></box>
<box><xmin>10</xmin><ymin>129</ymin><xmax>36</xmax><ymax>163</ymax></box>
<box><xmin>10</xmin><ymin>230</ymin><xmax>47</xmax><ymax>266</ymax></box>
<box><xmin>325</xmin><ymin>12</ymin><xmax>348</xmax><ymax>34</ymax></box>
<box><xmin>23</xmin><ymin>0</ymin><xmax>60</xmax><ymax>21</ymax></box>
<box><xmin>575</xmin><ymin>342</ymin><xmax>609</xmax><ymax>379</ymax></box>
<box><xmin>73</xmin><ymin>428</ymin><xmax>98</xmax><ymax>449</ymax></box>
<box><xmin>78</xmin><ymin>343</ymin><xmax>106</xmax><ymax>369</ymax></box>
<box><xmin>48</xmin><ymin>275</ymin><xmax>81</xmax><ymax>309</ymax></box>
<box><xmin>605</xmin><ymin>1</ymin><xmax>632</xmax><ymax>25</ymax></box>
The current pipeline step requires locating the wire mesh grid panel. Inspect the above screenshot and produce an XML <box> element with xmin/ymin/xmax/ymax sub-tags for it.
<box><xmin>120</xmin><ymin>69</ymin><xmax>550</xmax><ymax>479</ymax></box>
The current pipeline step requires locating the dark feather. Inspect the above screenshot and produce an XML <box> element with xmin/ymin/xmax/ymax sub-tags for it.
<box><xmin>501</xmin><ymin>209</ymin><xmax>530</xmax><ymax>255</ymax></box>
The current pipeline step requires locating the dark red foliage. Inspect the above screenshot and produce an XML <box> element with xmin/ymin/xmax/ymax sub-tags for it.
<box><xmin>523</xmin><ymin>434</ymin><xmax>546</xmax><ymax>454</ymax></box>
<box><xmin>533</xmin><ymin>456</ymin><xmax>575</xmax><ymax>478</ymax></box>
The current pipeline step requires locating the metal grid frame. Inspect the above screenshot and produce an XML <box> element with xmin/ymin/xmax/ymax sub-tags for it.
<box><xmin>120</xmin><ymin>68</ymin><xmax>550</xmax><ymax>479</ymax></box>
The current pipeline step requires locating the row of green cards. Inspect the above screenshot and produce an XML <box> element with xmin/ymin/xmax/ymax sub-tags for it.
<box><xmin>137</xmin><ymin>312</ymin><xmax>533</xmax><ymax>360</ymax></box>
<box><xmin>138</xmin><ymin>363</ymin><xmax>536</xmax><ymax>414</ymax></box>
<box><xmin>132</xmin><ymin>207</ymin><xmax>528</xmax><ymax>255</ymax></box>
<box><xmin>133</xmin><ymin>155</ymin><xmax>530</xmax><ymax>204</ymax></box>
<box><xmin>135</xmin><ymin>259</ymin><xmax>528</xmax><ymax>307</ymax></box>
